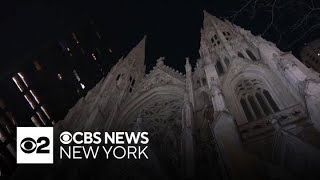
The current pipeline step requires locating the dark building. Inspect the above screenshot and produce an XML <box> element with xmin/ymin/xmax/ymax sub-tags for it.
<box><xmin>0</xmin><ymin>19</ymin><xmax>119</xmax><ymax>175</ymax></box>
<box><xmin>0</xmin><ymin>98</ymin><xmax>16</xmax><ymax>175</ymax></box>
<box><xmin>300</xmin><ymin>39</ymin><xmax>320</xmax><ymax>74</ymax></box>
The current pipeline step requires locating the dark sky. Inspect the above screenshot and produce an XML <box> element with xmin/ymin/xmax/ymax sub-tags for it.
<box><xmin>1</xmin><ymin>0</ymin><xmax>319</xmax><ymax>73</ymax></box>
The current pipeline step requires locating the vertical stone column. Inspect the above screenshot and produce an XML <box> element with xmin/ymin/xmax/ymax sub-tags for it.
<box><xmin>279</xmin><ymin>58</ymin><xmax>307</xmax><ymax>93</ymax></box>
<box><xmin>202</xmin><ymin>58</ymin><xmax>260</xmax><ymax>179</ymax></box>
<box><xmin>203</xmin><ymin>52</ymin><xmax>220</xmax><ymax>88</ymax></box>
<box><xmin>304</xmin><ymin>79</ymin><xmax>320</xmax><ymax>131</ymax></box>
<box><xmin>211</xmin><ymin>112</ymin><xmax>260</xmax><ymax>180</ymax></box>
<box><xmin>279</xmin><ymin>58</ymin><xmax>320</xmax><ymax>131</ymax></box>
<box><xmin>181</xmin><ymin>93</ymin><xmax>195</xmax><ymax>179</ymax></box>
<box><xmin>185</xmin><ymin>58</ymin><xmax>195</xmax><ymax>109</ymax></box>
<box><xmin>258</xmin><ymin>44</ymin><xmax>304</xmax><ymax>105</ymax></box>
<box><xmin>209</xmin><ymin>80</ymin><xmax>228</xmax><ymax>113</ymax></box>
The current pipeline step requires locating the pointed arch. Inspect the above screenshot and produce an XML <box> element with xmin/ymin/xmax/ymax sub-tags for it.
<box><xmin>215</xmin><ymin>61</ymin><xmax>224</xmax><ymax>76</ymax></box>
<box><xmin>202</xmin><ymin>77</ymin><xmax>207</xmax><ymax>86</ymax></box>
<box><xmin>224</xmin><ymin>57</ymin><xmax>230</xmax><ymax>68</ymax></box>
<box><xmin>246</xmin><ymin>49</ymin><xmax>257</xmax><ymax>61</ymax></box>
<box><xmin>236</xmin><ymin>78</ymin><xmax>280</xmax><ymax>122</ymax></box>
<box><xmin>263</xmin><ymin>90</ymin><xmax>280</xmax><ymax>112</ymax></box>
<box><xmin>222</xmin><ymin>67</ymin><xmax>300</xmax><ymax>124</ymax></box>
<box><xmin>116</xmin><ymin>74</ymin><xmax>121</xmax><ymax>81</ymax></box>
<box><xmin>238</xmin><ymin>52</ymin><xmax>245</xmax><ymax>58</ymax></box>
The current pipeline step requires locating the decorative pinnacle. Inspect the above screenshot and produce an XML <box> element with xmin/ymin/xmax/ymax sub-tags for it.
<box><xmin>185</xmin><ymin>57</ymin><xmax>190</xmax><ymax>64</ymax></box>
<box><xmin>156</xmin><ymin>57</ymin><xmax>165</xmax><ymax>66</ymax></box>
<box><xmin>203</xmin><ymin>10</ymin><xmax>212</xmax><ymax>20</ymax></box>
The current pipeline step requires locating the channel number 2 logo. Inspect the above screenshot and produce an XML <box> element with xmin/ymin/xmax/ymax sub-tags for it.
<box><xmin>17</xmin><ymin>127</ymin><xmax>53</xmax><ymax>164</ymax></box>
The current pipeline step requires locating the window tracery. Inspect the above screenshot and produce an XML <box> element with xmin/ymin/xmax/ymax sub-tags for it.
<box><xmin>223</xmin><ymin>31</ymin><xmax>232</xmax><ymax>40</ymax></box>
<box><xmin>236</xmin><ymin>79</ymin><xmax>280</xmax><ymax>122</ymax></box>
<box><xmin>128</xmin><ymin>97</ymin><xmax>183</xmax><ymax>171</ymax></box>
<box><xmin>210</xmin><ymin>34</ymin><xmax>220</xmax><ymax>47</ymax></box>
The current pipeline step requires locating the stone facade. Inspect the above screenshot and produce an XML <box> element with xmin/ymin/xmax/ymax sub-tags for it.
<box><xmin>53</xmin><ymin>11</ymin><xmax>320</xmax><ymax>179</ymax></box>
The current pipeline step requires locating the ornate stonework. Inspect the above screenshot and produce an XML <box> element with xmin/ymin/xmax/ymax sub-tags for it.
<box><xmin>54</xmin><ymin>11</ymin><xmax>320</xmax><ymax>179</ymax></box>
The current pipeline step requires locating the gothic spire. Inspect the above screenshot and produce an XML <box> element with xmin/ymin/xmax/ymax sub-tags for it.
<box><xmin>202</xmin><ymin>10</ymin><xmax>226</xmax><ymax>32</ymax></box>
<box><xmin>202</xmin><ymin>10</ymin><xmax>215</xmax><ymax>30</ymax></box>
<box><xmin>203</xmin><ymin>10</ymin><xmax>213</xmax><ymax>22</ymax></box>
<box><xmin>125</xmin><ymin>35</ymin><xmax>147</xmax><ymax>66</ymax></box>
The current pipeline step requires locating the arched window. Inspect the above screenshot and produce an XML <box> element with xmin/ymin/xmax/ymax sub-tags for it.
<box><xmin>224</xmin><ymin>58</ymin><xmax>230</xmax><ymax>67</ymax></box>
<box><xmin>196</xmin><ymin>80</ymin><xmax>201</xmax><ymax>87</ymax></box>
<box><xmin>255</xmin><ymin>93</ymin><xmax>271</xmax><ymax>115</ymax></box>
<box><xmin>223</xmin><ymin>31</ymin><xmax>232</xmax><ymax>40</ymax></box>
<box><xmin>263</xmin><ymin>90</ymin><xmax>280</xmax><ymax>112</ymax></box>
<box><xmin>202</xmin><ymin>77</ymin><xmax>207</xmax><ymax>86</ymax></box>
<box><xmin>238</xmin><ymin>52</ymin><xmax>245</xmax><ymax>58</ymax></box>
<box><xmin>236</xmin><ymin>79</ymin><xmax>280</xmax><ymax>122</ymax></box>
<box><xmin>116</xmin><ymin>74</ymin><xmax>121</xmax><ymax>81</ymax></box>
<box><xmin>211</xmin><ymin>34</ymin><xmax>221</xmax><ymax>47</ymax></box>
<box><xmin>240</xmin><ymin>98</ymin><xmax>254</xmax><ymax>122</ymax></box>
<box><xmin>248</xmin><ymin>95</ymin><xmax>263</xmax><ymax>119</ymax></box>
<box><xmin>215</xmin><ymin>61</ymin><xmax>224</xmax><ymax>76</ymax></box>
<box><xmin>246</xmin><ymin>49</ymin><xmax>257</xmax><ymax>61</ymax></box>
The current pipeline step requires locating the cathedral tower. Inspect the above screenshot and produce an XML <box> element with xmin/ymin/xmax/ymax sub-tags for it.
<box><xmin>192</xmin><ymin>10</ymin><xmax>320</xmax><ymax>179</ymax></box>
<box><xmin>50</xmin><ymin>11</ymin><xmax>320</xmax><ymax>180</ymax></box>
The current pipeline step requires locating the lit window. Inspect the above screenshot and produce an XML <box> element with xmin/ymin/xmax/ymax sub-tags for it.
<box><xmin>18</xmin><ymin>72</ymin><xmax>28</xmax><ymax>87</ymax></box>
<box><xmin>31</xmin><ymin>116</ymin><xmax>42</xmax><ymax>127</ymax></box>
<box><xmin>91</xmin><ymin>53</ymin><xmax>97</xmax><ymax>60</ymax></box>
<box><xmin>80</xmin><ymin>83</ymin><xmax>85</xmax><ymax>89</ymax></box>
<box><xmin>29</xmin><ymin>90</ymin><xmax>40</xmax><ymax>104</ymax></box>
<box><xmin>41</xmin><ymin>106</ymin><xmax>50</xmax><ymax>119</ymax></box>
<box><xmin>36</xmin><ymin>111</ymin><xmax>46</xmax><ymax>124</ymax></box>
<box><xmin>73</xmin><ymin>70</ymin><xmax>81</xmax><ymax>82</ymax></box>
<box><xmin>24</xmin><ymin>95</ymin><xmax>36</xmax><ymax>109</ymax></box>
<box><xmin>12</xmin><ymin>77</ymin><xmax>23</xmax><ymax>92</ymax></box>
<box><xmin>58</xmin><ymin>73</ymin><xmax>63</xmax><ymax>80</ymax></box>
<box><xmin>72</xmin><ymin>32</ymin><xmax>79</xmax><ymax>44</ymax></box>
<box><xmin>96</xmin><ymin>32</ymin><xmax>101</xmax><ymax>39</ymax></box>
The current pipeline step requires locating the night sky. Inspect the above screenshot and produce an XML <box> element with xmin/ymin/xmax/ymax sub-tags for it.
<box><xmin>1</xmin><ymin>0</ymin><xmax>320</xmax><ymax>73</ymax></box>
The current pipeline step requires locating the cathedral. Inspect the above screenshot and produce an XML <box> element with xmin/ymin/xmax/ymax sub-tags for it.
<box><xmin>24</xmin><ymin>11</ymin><xmax>320</xmax><ymax>179</ymax></box>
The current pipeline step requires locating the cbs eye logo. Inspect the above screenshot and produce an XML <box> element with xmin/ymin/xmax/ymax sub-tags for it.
<box><xmin>59</xmin><ymin>131</ymin><xmax>72</xmax><ymax>144</ymax></box>
<box><xmin>17</xmin><ymin>127</ymin><xmax>53</xmax><ymax>164</ymax></box>
<box><xmin>20</xmin><ymin>137</ymin><xmax>50</xmax><ymax>154</ymax></box>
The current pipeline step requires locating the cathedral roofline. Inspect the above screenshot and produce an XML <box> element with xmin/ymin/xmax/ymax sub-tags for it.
<box><xmin>124</xmin><ymin>35</ymin><xmax>147</xmax><ymax>63</ymax></box>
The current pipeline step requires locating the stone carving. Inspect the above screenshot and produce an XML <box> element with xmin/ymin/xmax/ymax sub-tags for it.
<box><xmin>127</xmin><ymin>97</ymin><xmax>183</xmax><ymax>177</ymax></box>
<box><xmin>210</xmin><ymin>78</ymin><xmax>227</xmax><ymax>112</ymax></box>
<box><xmin>304</xmin><ymin>79</ymin><xmax>320</xmax><ymax>130</ymax></box>
<box><xmin>53</xmin><ymin>10</ymin><xmax>320</xmax><ymax>180</ymax></box>
<box><xmin>156</xmin><ymin>57</ymin><xmax>165</xmax><ymax>66</ymax></box>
